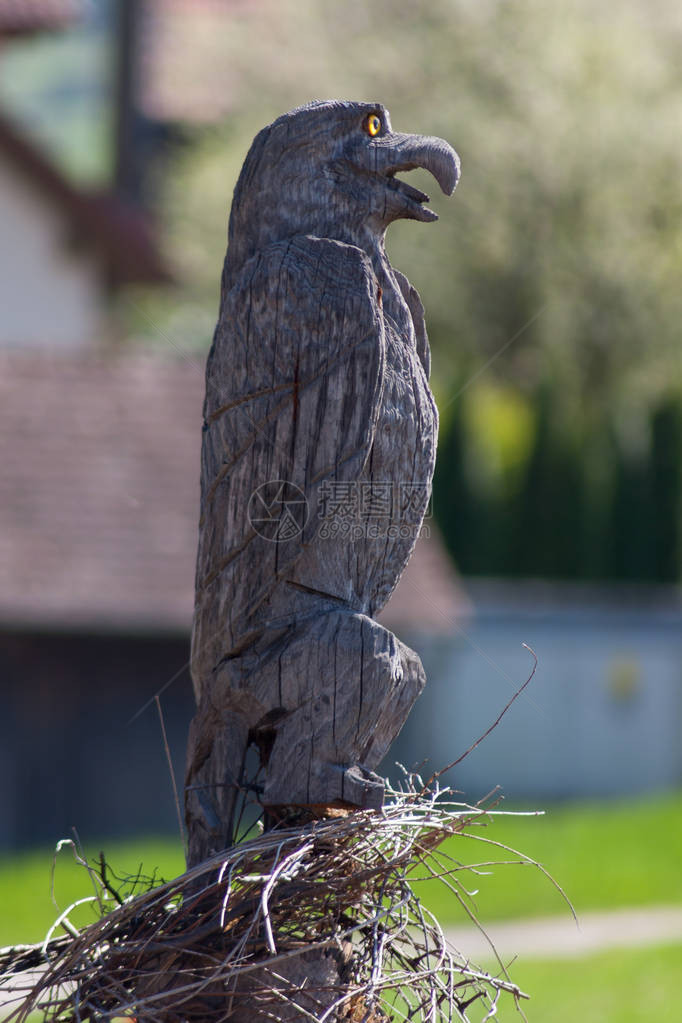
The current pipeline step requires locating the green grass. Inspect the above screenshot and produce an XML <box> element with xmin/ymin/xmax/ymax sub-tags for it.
<box><xmin>1</xmin><ymin>792</ymin><xmax>681</xmax><ymax>948</ymax></box>
<box><xmin>496</xmin><ymin>942</ymin><xmax>682</xmax><ymax>1023</ymax></box>
<box><xmin>0</xmin><ymin>837</ymin><xmax>185</xmax><ymax>948</ymax></box>
<box><xmin>413</xmin><ymin>790</ymin><xmax>682</xmax><ymax>926</ymax></box>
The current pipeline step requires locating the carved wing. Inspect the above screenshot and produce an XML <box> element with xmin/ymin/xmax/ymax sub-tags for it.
<box><xmin>393</xmin><ymin>268</ymin><xmax>430</xmax><ymax>378</ymax></box>
<box><xmin>191</xmin><ymin>234</ymin><xmax>385</xmax><ymax>698</ymax></box>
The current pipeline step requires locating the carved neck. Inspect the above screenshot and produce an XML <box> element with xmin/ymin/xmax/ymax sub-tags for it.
<box><xmin>224</xmin><ymin>223</ymin><xmax>411</xmax><ymax>334</ymax></box>
<box><xmin>359</xmin><ymin>228</ymin><xmax>411</xmax><ymax>332</ymax></box>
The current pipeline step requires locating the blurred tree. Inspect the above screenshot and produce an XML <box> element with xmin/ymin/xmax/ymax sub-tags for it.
<box><xmin>124</xmin><ymin>1</ymin><xmax>682</xmax><ymax>387</ymax></box>
<box><xmin>119</xmin><ymin>0</ymin><xmax>682</xmax><ymax>580</ymax></box>
<box><xmin>511</xmin><ymin>389</ymin><xmax>585</xmax><ymax>579</ymax></box>
<box><xmin>607</xmin><ymin>417</ymin><xmax>656</xmax><ymax>581</ymax></box>
<box><xmin>433</xmin><ymin>396</ymin><xmax>479</xmax><ymax>574</ymax></box>
<box><xmin>650</xmin><ymin>395</ymin><xmax>682</xmax><ymax>582</ymax></box>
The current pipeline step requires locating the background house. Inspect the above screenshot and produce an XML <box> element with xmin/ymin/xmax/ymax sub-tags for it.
<box><xmin>0</xmin><ymin>112</ymin><xmax>167</xmax><ymax>348</ymax></box>
<box><xmin>393</xmin><ymin>581</ymin><xmax>682</xmax><ymax>803</ymax></box>
<box><xmin>1</xmin><ymin>344</ymin><xmax>680</xmax><ymax>849</ymax></box>
<box><xmin>0</xmin><ymin>1</ymin><xmax>169</xmax><ymax>350</ymax></box>
<box><xmin>0</xmin><ymin>1</ymin><xmax>80</xmax><ymax>38</ymax></box>
<box><xmin>0</xmin><ymin>350</ymin><xmax>467</xmax><ymax>848</ymax></box>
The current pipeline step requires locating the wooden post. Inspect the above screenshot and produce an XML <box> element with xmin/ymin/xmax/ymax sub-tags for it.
<box><xmin>184</xmin><ymin>100</ymin><xmax>459</xmax><ymax>1016</ymax></box>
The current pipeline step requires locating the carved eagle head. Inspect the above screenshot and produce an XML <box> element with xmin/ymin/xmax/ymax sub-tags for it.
<box><xmin>224</xmin><ymin>100</ymin><xmax>460</xmax><ymax>278</ymax></box>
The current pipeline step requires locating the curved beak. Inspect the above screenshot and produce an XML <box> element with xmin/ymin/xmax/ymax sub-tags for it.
<box><xmin>369</xmin><ymin>131</ymin><xmax>460</xmax><ymax>222</ymax></box>
<box><xmin>378</xmin><ymin>132</ymin><xmax>461</xmax><ymax>195</ymax></box>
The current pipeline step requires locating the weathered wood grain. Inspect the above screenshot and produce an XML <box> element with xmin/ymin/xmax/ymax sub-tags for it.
<box><xmin>185</xmin><ymin>101</ymin><xmax>459</xmax><ymax>872</ymax></box>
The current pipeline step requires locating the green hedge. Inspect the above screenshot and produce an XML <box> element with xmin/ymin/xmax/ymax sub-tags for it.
<box><xmin>434</xmin><ymin>387</ymin><xmax>682</xmax><ymax>582</ymax></box>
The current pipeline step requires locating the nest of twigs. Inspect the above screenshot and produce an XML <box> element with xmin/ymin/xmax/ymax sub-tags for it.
<box><xmin>0</xmin><ymin>787</ymin><xmax>544</xmax><ymax>1022</ymax></box>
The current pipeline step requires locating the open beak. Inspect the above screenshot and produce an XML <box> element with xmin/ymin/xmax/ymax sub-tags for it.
<box><xmin>372</xmin><ymin>132</ymin><xmax>460</xmax><ymax>222</ymax></box>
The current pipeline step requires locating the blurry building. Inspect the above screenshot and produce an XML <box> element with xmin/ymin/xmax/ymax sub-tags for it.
<box><xmin>0</xmin><ymin>1</ymin><xmax>80</xmax><ymax>39</ymax></box>
<box><xmin>392</xmin><ymin>580</ymin><xmax>682</xmax><ymax>803</ymax></box>
<box><xmin>0</xmin><ymin>2</ymin><xmax>169</xmax><ymax>350</ymax></box>
<box><xmin>1</xmin><ymin>352</ymin><xmax>680</xmax><ymax>848</ymax></box>
<box><xmin>0</xmin><ymin>111</ymin><xmax>168</xmax><ymax>348</ymax></box>
<box><xmin>0</xmin><ymin>350</ymin><xmax>465</xmax><ymax>848</ymax></box>
<box><xmin>0</xmin><ymin>352</ymin><xmax>200</xmax><ymax>847</ymax></box>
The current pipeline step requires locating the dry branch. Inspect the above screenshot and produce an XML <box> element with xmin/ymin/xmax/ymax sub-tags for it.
<box><xmin>0</xmin><ymin>787</ymin><xmax>537</xmax><ymax>1022</ymax></box>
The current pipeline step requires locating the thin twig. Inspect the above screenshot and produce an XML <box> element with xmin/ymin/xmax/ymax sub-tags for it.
<box><xmin>1</xmin><ymin>788</ymin><xmax>541</xmax><ymax>1023</ymax></box>
<box><xmin>420</xmin><ymin>644</ymin><xmax>539</xmax><ymax>794</ymax></box>
<box><xmin>155</xmin><ymin>692</ymin><xmax>188</xmax><ymax>856</ymax></box>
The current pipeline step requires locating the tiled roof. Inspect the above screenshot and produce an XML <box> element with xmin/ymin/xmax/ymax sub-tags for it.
<box><xmin>0</xmin><ymin>0</ymin><xmax>81</xmax><ymax>36</ymax></box>
<box><xmin>0</xmin><ymin>351</ymin><xmax>201</xmax><ymax>632</ymax></box>
<box><xmin>0</xmin><ymin>350</ymin><xmax>466</xmax><ymax>634</ymax></box>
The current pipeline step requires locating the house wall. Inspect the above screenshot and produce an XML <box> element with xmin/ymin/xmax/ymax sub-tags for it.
<box><xmin>0</xmin><ymin>629</ymin><xmax>195</xmax><ymax>850</ymax></box>
<box><xmin>3</xmin><ymin>586</ymin><xmax>680</xmax><ymax>850</ymax></box>
<box><xmin>389</xmin><ymin>590</ymin><xmax>682</xmax><ymax>803</ymax></box>
<box><xmin>0</xmin><ymin>157</ymin><xmax>103</xmax><ymax>348</ymax></box>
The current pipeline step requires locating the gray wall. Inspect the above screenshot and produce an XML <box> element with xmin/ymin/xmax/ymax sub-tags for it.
<box><xmin>3</xmin><ymin>582</ymin><xmax>680</xmax><ymax>850</ymax></box>
<box><xmin>0</xmin><ymin>630</ymin><xmax>194</xmax><ymax>850</ymax></box>
<box><xmin>388</xmin><ymin>583</ymin><xmax>682</xmax><ymax>803</ymax></box>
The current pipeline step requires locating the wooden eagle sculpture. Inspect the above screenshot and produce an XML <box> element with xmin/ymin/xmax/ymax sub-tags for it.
<box><xmin>185</xmin><ymin>100</ymin><xmax>459</xmax><ymax>866</ymax></box>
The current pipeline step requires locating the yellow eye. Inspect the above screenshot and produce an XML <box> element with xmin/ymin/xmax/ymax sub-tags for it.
<box><xmin>365</xmin><ymin>113</ymin><xmax>382</xmax><ymax>137</ymax></box>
